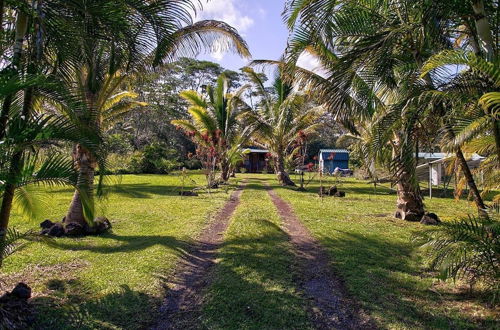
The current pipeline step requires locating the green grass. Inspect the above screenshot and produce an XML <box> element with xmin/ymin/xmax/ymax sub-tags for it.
<box><xmin>200</xmin><ymin>179</ymin><xmax>312</xmax><ymax>329</ymax></box>
<box><xmin>262</xmin><ymin>173</ymin><xmax>497</xmax><ymax>329</ymax></box>
<box><xmin>2</xmin><ymin>174</ymin><xmax>236</xmax><ymax>329</ymax></box>
<box><xmin>2</xmin><ymin>172</ymin><xmax>497</xmax><ymax>329</ymax></box>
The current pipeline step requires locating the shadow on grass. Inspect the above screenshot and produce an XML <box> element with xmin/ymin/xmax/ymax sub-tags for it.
<box><xmin>317</xmin><ymin>231</ymin><xmax>496</xmax><ymax>329</ymax></box>
<box><xmin>47</xmin><ymin>232</ymin><xmax>191</xmax><ymax>255</ymax></box>
<box><xmin>197</xmin><ymin>219</ymin><xmax>313</xmax><ymax>329</ymax></box>
<box><xmin>32</xmin><ymin>281</ymin><xmax>163</xmax><ymax>329</ymax></box>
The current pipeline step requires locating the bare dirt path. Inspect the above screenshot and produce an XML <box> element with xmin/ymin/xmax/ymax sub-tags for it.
<box><xmin>266</xmin><ymin>185</ymin><xmax>376</xmax><ymax>329</ymax></box>
<box><xmin>152</xmin><ymin>183</ymin><xmax>246</xmax><ymax>330</ymax></box>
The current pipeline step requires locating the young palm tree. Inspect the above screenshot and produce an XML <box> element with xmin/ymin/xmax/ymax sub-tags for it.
<box><xmin>51</xmin><ymin>66</ymin><xmax>146</xmax><ymax>226</ymax></box>
<box><xmin>421</xmin><ymin>50</ymin><xmax>500</xmax><ymax>204</ymax></box>
<box><xmin>46</xmin><ymin>0</ymin><xmax>250</xmax><ymax>225</ymax></box>
<box><xmin>242</xmin><ymin>67</ymin><xmax>323</xmax><ymax>186</ymax></box>
<box><xmin>172</xmin><ymin>73</ymin><xmax>251</xmax><ymax>182</ymax></box>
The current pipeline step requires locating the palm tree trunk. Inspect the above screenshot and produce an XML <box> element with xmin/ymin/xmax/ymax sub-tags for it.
<box><xmin>275</xmin><ymin>152</ymin><xmax>295</xmax><ymax>186</ymax></box>
<box><xmin>456</xmin><ymin>149</ymin><xmax>488</xmax><ymax>216</ymax></box>
<box><xmin>220</xmin><ymin>159</ymin><xmax>230</xmax><ymax>182</ymax></box>
<box><xmin>0</xmin><ymin>10</ymin><xmax>28</xmax><ymax>139</ymax></box>
<box><xmin>394</xmin><ymin>171</ymin><xmax>425</xmax><ymax>221</ymax></box>
<box><xmin>471</xmin><ymin>0</ymin><xmax>495</xmax><ymax>60</ymax></box>
<box><xmin>493</xmin><ymin>120</ymin><xmax>500</xmax><ymax>163</ymax></box>
<box><xmin>65</xmin><ymin>144</ymin><xmax>96</xmax><ymax>227</ymax></box>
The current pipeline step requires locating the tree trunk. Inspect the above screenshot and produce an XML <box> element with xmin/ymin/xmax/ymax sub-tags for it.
<box><xmin>455</xmin><ymin>148</ymin><xmax>488</xmax><ymax>217</ymax></box>
<box><xmin>471</xmin><ymin>0</ymin><xmax>495</xmax><ymax>60</ymax></box>
<box><xmin>65</xmin><ymin>144</ymin><xmax>96</xmax><ymax>227</ymax></box>
<box><xmin>394</xmin><ymin>171</ymin><xmax>425</xmax><ymax>221</ymax></box>
<box><xmin>0</xmin><ymin>10</ymin><xmax>28</xmax><ymax>139</ymax></box>
<box><xmin>492</xmin><ymin>120</ymin><xmax>500</xmax><ymax>163</ymax></box>
<box><xmin>275</xmin><ymin>153</ymin><xmax>295</xmax><ymax>186</ymax></box>
<box><xmin>220</xmin><ymin>159</ymin><xmax>230</xmax><ymax>182</ymax></box>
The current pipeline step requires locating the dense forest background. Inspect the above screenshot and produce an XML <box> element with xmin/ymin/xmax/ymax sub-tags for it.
<box><xmin>107</xmin><ymin>58</ymin><xmax>341</xmax><ymax>174</ymax></box>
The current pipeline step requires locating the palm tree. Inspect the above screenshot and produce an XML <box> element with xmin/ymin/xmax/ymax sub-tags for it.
<box><xmin>46</xmin><ymin>0</ymin><xmax>250</xmax><ymax>225</ymax></box>
<box><xmin>172</xmin><ymin>73</ymin><xmax>251</xmax><ymax>182</ymax></box>
<box><xmin>282</xmin><ymin>0</ymin><xmax>492</xmax><ymax>219</ymax></box>
<box><xmin>242</xmin><ymin>67</ymin><xmax>323</xmax><ymax>186</ymax></box>
<box><xmin>49</xmin><ymin>66</ymin><xmax>146</xmax><ymax>226</ymax></box>
<box><xmin>421</xmin><ymin>50</ymin><xmax>500</xmax><ymax>204</ymax></box>
<box><xmin>0</xmin><ymin>0</ymin><xmax>250</xmax><ymax>235</ymax></box>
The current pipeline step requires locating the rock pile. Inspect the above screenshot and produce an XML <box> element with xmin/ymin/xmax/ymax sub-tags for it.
<box><xmin>40</xmin><ymin>217</ymin><xmax>111</xmax><ymax>237</ymax></box>
<box><xmin>0</xmin><ymin>283</ymin><xmax>34</xmax><ymax>328</ymax></box>
<box><xmin>318</xmin><ymin>185</ymin><xmax>346</xmax><ymax>197</ymax></box>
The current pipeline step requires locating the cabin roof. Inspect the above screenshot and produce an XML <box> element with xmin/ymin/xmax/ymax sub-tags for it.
<box><xmin>319</xmin><ymin>149</ymin><xmax>349</xmax><ymax>153</ymax></box>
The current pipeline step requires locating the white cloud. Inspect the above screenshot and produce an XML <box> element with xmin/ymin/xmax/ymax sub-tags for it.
<box><xmin>297</xmin><ymin>52</ymin><xmax>328</xmax><ymax>77</ymax></box>
<box><xmin>195</xmin><ymin>0</ymin><xmax>254</xmax><ymax>62</ymax></box>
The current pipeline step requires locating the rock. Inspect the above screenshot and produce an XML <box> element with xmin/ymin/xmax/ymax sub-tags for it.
<box><xmin>11</xmin><ymin>283</ymin><xmax>31</xmax><ymax>300</ymax></box>
<box><xmin>179</xmin><ymin>191</ymin><xmax>198</xmax><ymax>196</ymax></box>
<box><xmin>319</xmin><ymin>185</ymin><xmax>338</xmax><ymax>196</ymax></box>
<box><xmin>420</xmin><ymin>212</ymin><xmax>441</xmax><ymax>225</ymax></box>
<box><xmin>64</xmin><ymin>222</ymin><xmax>85</xmax><ymax>236</ymax></box>
<box><xmin>402</xmin><ymin>212</ymin><xmax>422</xmax><ymax>222</ymax></box>
<box><xmin>0</xmin><ymin>283</ymin><xmax>35</xmax><ymax>328</ymax></box>
<box><xmin>47</xmin><ymin>223</ymin><xmax>64</xmax><ymax>237</ymax></box>
<box><xmin>334</xmin><ymin>191</ymin><xmax>346</xmax><ymax>197</ymax></box>
<box><xmin>40</xmin><ymin>219</ymin><xmax>54</xmax><ymax>229</ymax></box>
<box><xmin>93</xmin><ymin>217</ymin><xmax>112</xmax><ymax>234</ymax></box>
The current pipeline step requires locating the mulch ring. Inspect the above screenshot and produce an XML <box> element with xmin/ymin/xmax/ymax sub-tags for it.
<box><xmin>152</xmin><ymin>182</ymin><xmax>246</xmax><ymax>330</ymax></box>
<box><xmin>266</xmin><ymin>184</ymin><xmax>376</xmax><ymax>329</ymax></box>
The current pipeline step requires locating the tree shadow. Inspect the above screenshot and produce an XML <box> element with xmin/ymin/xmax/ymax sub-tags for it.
<box><xmin>31</xmin><ymin>281</ymin><xmax>164</xmax><ymax>329</ymax></box>
<box><xmin>316</xmin><ymin>231</ymin><xmax>497</xmax><ymax>329</ymax></box>
<box><xmin>46</xmin><ymin>232</ymin><xmax>191</xmax><ymax>256</ymax></box>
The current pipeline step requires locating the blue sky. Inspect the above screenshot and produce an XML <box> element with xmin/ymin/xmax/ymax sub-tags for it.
<box><xmin>195</xmin><ymin>0</ymin><xmax>319</xmax><ymax>72</ymax></box>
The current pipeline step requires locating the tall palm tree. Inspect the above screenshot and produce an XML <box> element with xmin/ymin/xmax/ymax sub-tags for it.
<box><xmin>0</xmin><ymin>0</ymin><xmax>251</xmax><ymax>234</ymax></box>
<box><xmin>282</xmin><ymin>0</ymin><xmax>492</xmax><ymax>219</ymax></box>
<box><xmin>242</xmin><ymin>67</ymin><xmax>323</xmax><ymax>186</ymax></box>
<box><xmin>172</xmin><ymin>73</ymin><xmax>251</xmax><ymax>182</ymax></box>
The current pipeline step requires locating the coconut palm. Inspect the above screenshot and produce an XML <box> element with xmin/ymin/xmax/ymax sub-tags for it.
<box><xmin>172</xmin><ymin>73</ymin><xmax>251</xmax><ymax>182</ymax></box>
<box><xmin>421</xmin><ymin>50</ymin><xmax>500</xmax><ymax>203</ymax></box>
<box><xmin>282</xmin><ymin>0</ymin><xmax>493</xmax><ymax>219</ymax></box>
<box><xmin>42</xmin><ymin>0</ymin><xmax>250</xmax><ymax>226</ymax></box>
<box><xmin>242</xmin><ymin>67</ymin><xmax>323</xmax><ymax>186</ymax></box>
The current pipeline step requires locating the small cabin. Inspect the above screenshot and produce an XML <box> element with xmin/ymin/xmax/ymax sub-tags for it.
<box><xmin>319</xmin><ymin>149</ymin><xmax>349</xmax><ymax>173</ymax></box>
<box><xmin>241</xmin><ymin>148</ymin><xmax>271</xmax><ymax>173</ymax></box>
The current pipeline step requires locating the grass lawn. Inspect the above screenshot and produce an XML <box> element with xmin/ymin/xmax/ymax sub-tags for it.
<box><xmin>200</xmin><ymin>179</ymin><xmax>312</xmax><ymax>329</ymax></box>
<box><xmin>2</xmin><ymin>174</ymin><xmax>237</xmax><ymax>329</ymax></box>
<box><xmin>261</xmin><ymin>173</ymin><xmax>498</xmax><ymax>329</ymax></box>
<box><xmin>1</xmin><ymin>172</ymin><xmax>497</xmax><ymax>329</ymax></box>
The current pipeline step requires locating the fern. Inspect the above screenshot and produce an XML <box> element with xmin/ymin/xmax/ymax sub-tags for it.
<box><xmin>0</xmin><ymin>228</ymin><xmax>39</xmax><ymax>263</ymax></box>
<box><xmin>414</xmin><ymin>214</ymin><xmax>500</xmax><ymax>304</ymax></box>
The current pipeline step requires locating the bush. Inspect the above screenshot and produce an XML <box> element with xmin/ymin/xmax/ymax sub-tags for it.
<box><xmin>183</xmin><ymin>158</ymin><xmax>202</xmax><ymax>170</ymax></box>
<box><xmin>106</xmin><ymin>133</ymin><xmax>133</xmax><ymax>154</ymax></box>
<box><xmin>414</xmin><ymin>214</ymin><xmax>500</xmax><ymax>304</ymax></box>
<box><xmin>128</xmin><ymin>144</ymin><xmax>182</xmax><ymax>174</ymax></box>
<box><xmin>107</xmin><ymin>143</ymin><xmax>183</xmax><ymax>174</ymax></box>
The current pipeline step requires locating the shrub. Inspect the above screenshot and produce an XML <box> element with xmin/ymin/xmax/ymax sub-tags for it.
<box><xmin>106</xmin><ymin>133</ymin><xmax>133</xmax><ymax>154</ymax></box>
<box><xmin>240</xmin><ymin>167</ymin><xmax>247</xmax><ymax>174</ymax></box>
<box><xmin>128</xmin><ymin>143</ymin><xmax>182</xmax><ymax>174</ymax></box>
<box><xmin>414</xmin><ymin>214</ymin><xmax>500</xmax><ymax>304</ymax></box>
